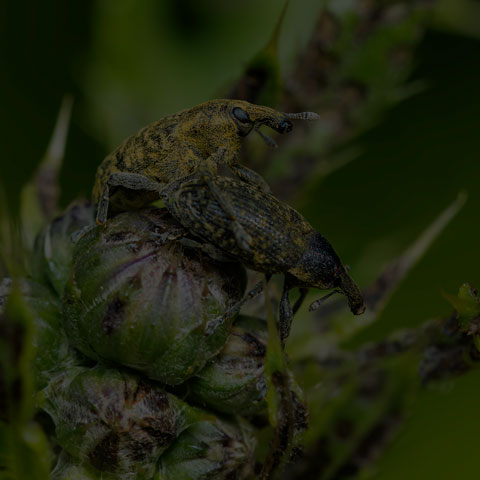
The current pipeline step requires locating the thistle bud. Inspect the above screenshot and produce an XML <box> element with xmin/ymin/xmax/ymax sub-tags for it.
<box><xmin>188</xmin><ymin>315</ymin><xmax>268</xmax><ymax>415</ymax></box>
<box><xmin>62</xmin><ymin>208</ymin><xmax>246</xmax><ymax>385</ymax></box>
<box><xmin>41</xmin><ymin>366</ymin><xmax>204</xmax><ymax>478</ymax></box>
<box><xmin>156</xmin><ymin>416</ymin><xmax>256</xmax><ymax>480</ymax></box>
<box><xmin>31</xmin><ymin>201</ymin><xmax>95</xmax><ymax>296</ymax></box>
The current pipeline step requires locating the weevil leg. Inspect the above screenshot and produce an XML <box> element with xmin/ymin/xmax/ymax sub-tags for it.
<box><xmin>151</xmin><ymin>227</ymin><xmax>187</xmax><ymax>246</ymax></box>
<box><xmin>205</xmin><ymin>281</ymin><xmax>264</xmax><ymax>335</ymax></box>
<box><xmin>70</xmin><ymin>224</ymin><xmax>96</xmax><ymax>243</ymax></box>
<box><xmin>292</xmin><ymin>288</ymin><xmax>309</xmax><ymax>315</ymax></box>
<box><xmin>179</xmin><ymin>237</ymin><xmax>235</xmax><ymax>263</ymax></box>
<box><xmin>157</xmin><ymin>174</ymin><xmax>204</xmax><ymax>206</ymax></box>
<box><xmin>196</xmin><ymin>163</ymin><xmax>253</xmax><ymax>253</ymax></box>
<box><xmin>162</xmin><ymin>165</ymin><xmax>253</xmax><ymax>253</ymax></box>
<box><xmin>96</xmin><ymin>172</ymin><xmax>163</xmax><ymax>224</ymax></box>
<box><xmin>108</xmin><ymin>172</ymin><xmax>162</xmax><ymax>191</ymax></box>
<box><xmin>96</xmin><ymin>182</ymin><xmax>111</xmax><ymax>225</ymax></box>
<box><xmin>230</xmin><ymin>163</ymin><xmax>271</xmax><ymax>193</ymax></box>
<box><xmin>279</xmin><ymin>282</ymin><xmax>293</xmax><ymax>344</ymax></box>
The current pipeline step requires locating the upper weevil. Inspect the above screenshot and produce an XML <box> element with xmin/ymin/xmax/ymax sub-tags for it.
<box><xmin>160</xmin><ymin>175</ymin><xmax>365</xmax><ymax>342</ymax></box>
<box><xmin>92</xmin><ymin>99</ymin><xmax>319</xmax><ymax>244</ymax></box>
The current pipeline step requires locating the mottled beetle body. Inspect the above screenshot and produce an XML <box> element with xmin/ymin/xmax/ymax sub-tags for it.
<box><xmin>162</xmin><ymin>176</ymin><xmax>310</xmax><ymax>272</ymax></box>
<box><xmin>92</xmin><ymin>99</ymin><xmax>319</xmax><ymax>225</ymax></box>
<box><xmin>160</xmin><ymin>175</ymin><xmax>365</xmax><ymax>340</ymax></box>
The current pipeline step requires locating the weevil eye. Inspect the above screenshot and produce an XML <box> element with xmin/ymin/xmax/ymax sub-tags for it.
<box><xmin>232</xmin><ymin>107</ymin><xmax>252</xmax><ymax>123</ymax></box>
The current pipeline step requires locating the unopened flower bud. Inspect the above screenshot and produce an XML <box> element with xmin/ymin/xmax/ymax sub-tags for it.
<box><xmin>156</xmin><ymin>415</ymin><xmax>256</xmax><ymax>480</ymax></box>
<box><xmin>41</xmin><ymin>366</ymin><xmax>204</xmax><ymax>477</ymax></box>
<box><xmin>62</xmin><ymin>208</ymin><xmax>246</xmax><ymax>385</ymax></box>
<box><xmin>188</xmin><ymin>315</ymin><xmax>268</xmax><ymax>415</ymax></box>
<box><xmin>32</xmin><ymin>201</ymin><xmax>94</xmax><ymax>296</ymax></box>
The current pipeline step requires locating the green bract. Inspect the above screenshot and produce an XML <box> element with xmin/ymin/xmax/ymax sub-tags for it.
<box><xmin>51</xmin><ymin>452</ymin><xmax>113</xmax><ymax>480</ymax></box>
<box><xmin>156</xmin><ymin>415</ymin><xmax>256</xmax><ymax>480</ymax></box>
<box><xmin>41</xmin><ymin>366</ymin><xmax>205</xmax><ymax>478</ymax></box>
<box><xmin>62</xmin><ymin>208</ymin><xmax>246</xmax><ymax>385</ymax></box>
<box><xmin>31</xmin><ymin>201</ymin><xmax>95</xmax><ymax>296</ymax></box>
<box><xmin>188</xmin><ymin>315</ymin><xmax>268</xmax><ymax>415</ymax></box>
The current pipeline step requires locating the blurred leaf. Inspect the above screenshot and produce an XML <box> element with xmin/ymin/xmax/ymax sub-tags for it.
<box><xmin>0</xmin><ymin>190</ymin><xmax>24</xmax><ymax>277</ymax></box>
<box><xmin>267</xmin><ymin>0</ymin><xmax>436</xmax><ymax>199</ymax></box>
<box><xmin>342</xmin><ymin>192</ymin><xmax>466</xmax><ymax>340</ymax></box>
<box><xmin>20</xmin><ymin>95</ymin><xmax>73</xmax><ymax>248</ymax></box>
<box><xmin>362</xmin><ymin>192</ymin><xmax>467</xmax><ymax>317</ymax></box>
<box><xmin>284</xmin><ymin>351</ymin><xmax>419</xmax><ymax>480</ymax></box>
<box><xmin>0</xmin><ymin>283</ymin><xmax>51</xmax><ymax>479</ymax></box>
<box><xmin>228</xmin><ymin>1</ymin><xmax>288</xmax><ymax>106</ymax></box>
<box><xmin>433</xmin><ymin>0</ymin><xmax>480</xmax><ymax>40</ymax></box>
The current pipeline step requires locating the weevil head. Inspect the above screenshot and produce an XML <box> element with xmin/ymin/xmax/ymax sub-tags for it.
<box><xmin>228</xmin><ymin>100</ymin><xmax>320</xmax><ymax>132</ymax></box>
<box><xmin>229</xmin><ymin>100</ymin><xmax>293</xmax><ymax>135</ymax></box>
<box><xmin>189</xmin><ymin>100</ymin><xmax>318</xmax><ymax>150</ymax></box>
<box><xmin>289</xmin><ymin>232</ymin><xmax>365</xmax><ymax>315</ymax></box>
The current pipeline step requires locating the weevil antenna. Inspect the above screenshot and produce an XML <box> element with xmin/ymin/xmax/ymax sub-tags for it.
<box><xmin>255</xmin><ymin>126</ymin><xmax>278</xmax><ymax>148</ymax></box>
<box><xmin>308</xmin><ymin>289</ymin><xmax>340</xmax><ymax>312</ymax></box>
<box><xmin>285</xmin><ymin>112</ymin><xmax>320</xmax><ymax>121</ymax></box>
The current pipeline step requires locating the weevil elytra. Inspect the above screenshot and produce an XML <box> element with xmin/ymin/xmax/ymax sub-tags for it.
<box><xmin>92</xmin><ymin>99</ymin><xmax>319</xmax><ymax>247</ymax></box>
<box><xmin>160</xmin><ymin>175</ymin><xmax>365</xmax><ymax>342</ymax></box>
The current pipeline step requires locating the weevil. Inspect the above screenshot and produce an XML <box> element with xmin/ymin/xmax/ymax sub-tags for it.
<box><xmin>92</xmin><ymin>99</ymin><xmax>319</xmax><ymax>248</ymax></box>
<box><xmin>159</xmin><ymin>175</ymin><xmax>365</xmax><ymax>342</ymax></box>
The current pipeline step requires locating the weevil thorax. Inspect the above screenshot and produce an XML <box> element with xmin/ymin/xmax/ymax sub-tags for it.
<box><xmin>175</xmin><ymin>100</ymin><xmax>241</xmax><ymax>162</ymax></box>
<box><xmin>290</xmin><ymin>232</ymin><xmax>365</xmax><ymax>315</ymax></box>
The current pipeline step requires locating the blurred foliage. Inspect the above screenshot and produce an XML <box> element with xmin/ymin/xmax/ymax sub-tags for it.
<box><xmin>0</xmin><ymin>284</ymin><xmax>51</xmax><ymax>480</ymax></box>
<box><xmin>1</xmin><ymin>0</ymin><xmax>480</xmax><ymax>478</ymax></box>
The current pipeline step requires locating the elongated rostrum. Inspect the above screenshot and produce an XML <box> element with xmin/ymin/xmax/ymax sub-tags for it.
<box><xmin>161</xmin><ymin>175</ymin><xmax>365</xmax><ymax>341</ymax></box>
<box><xmin>92</xmin><ymin>99</ymin><xmax>319</xmax><ymax>228</ymax></box>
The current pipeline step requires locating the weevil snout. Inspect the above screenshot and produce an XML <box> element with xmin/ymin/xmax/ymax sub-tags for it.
<box><xmin>226</xmin><ymin>100</ymin><xmax>319</xmax><ymax>147</ymax></box>
<box><xmin>275</xmin><ymin>118</ymin><xmax>293</xmax><ymax>134</ymax></box>
<box><xmin>291</xmin><ymin>233</ymin><xmax>365</xmax><ymax>315</ymax></box>
<box><xmin>252</xmin><ymin>113</ymin><xmax>292</xmax><ymax>148</ymax></box>
<box><xmin>337</xmin><ymin>268</ymin><xmax>366</xmax><ymax>315</ymax></box>
<box><xmin>254</xmin><ymin>113</ymin><xmax>293</xmax><ymax>134</ymax></box>
<box><xmin>347</xmin><ymin>294</ymin><xmax>366</xmax><ymax>315</ymax></box>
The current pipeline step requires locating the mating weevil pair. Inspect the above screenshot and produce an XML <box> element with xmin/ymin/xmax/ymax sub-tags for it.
<box><xmin>93</xmin><ymin>99</ymin><xmax>319</xmax><ymax>250</ymax></box>
<box><xmin>92</xmin><ymin>99</ymin><xmax>365</xmax><ymax>342</ymax></box>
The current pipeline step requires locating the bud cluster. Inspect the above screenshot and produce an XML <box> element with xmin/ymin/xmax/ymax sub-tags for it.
<box><xmin>2</xmin><ymin>201</ymin><xmax>306</xmax><ymax>479</ymax></box>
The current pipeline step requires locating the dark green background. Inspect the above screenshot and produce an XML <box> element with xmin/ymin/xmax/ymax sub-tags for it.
<box><xmin>1</xmin><ymin>1</ymin><xmax>479</xmax><ymax>478</ymax></box>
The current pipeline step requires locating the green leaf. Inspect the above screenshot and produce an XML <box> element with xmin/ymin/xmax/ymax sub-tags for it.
<box><xmin>20</xmin><ymin>95</ymin><xmax>74</xmax><ymax>248</ymax></box>
<box><xmin>227</xmin><ymin>1</ymin><xmax>288</xmax><ymax>107</ymax></box>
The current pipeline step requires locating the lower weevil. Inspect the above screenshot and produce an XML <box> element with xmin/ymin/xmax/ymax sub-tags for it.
<box><xmin>160</xmin><ymin>175</ymin><xmax>365</xmax><ymax>342</ymax></box>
